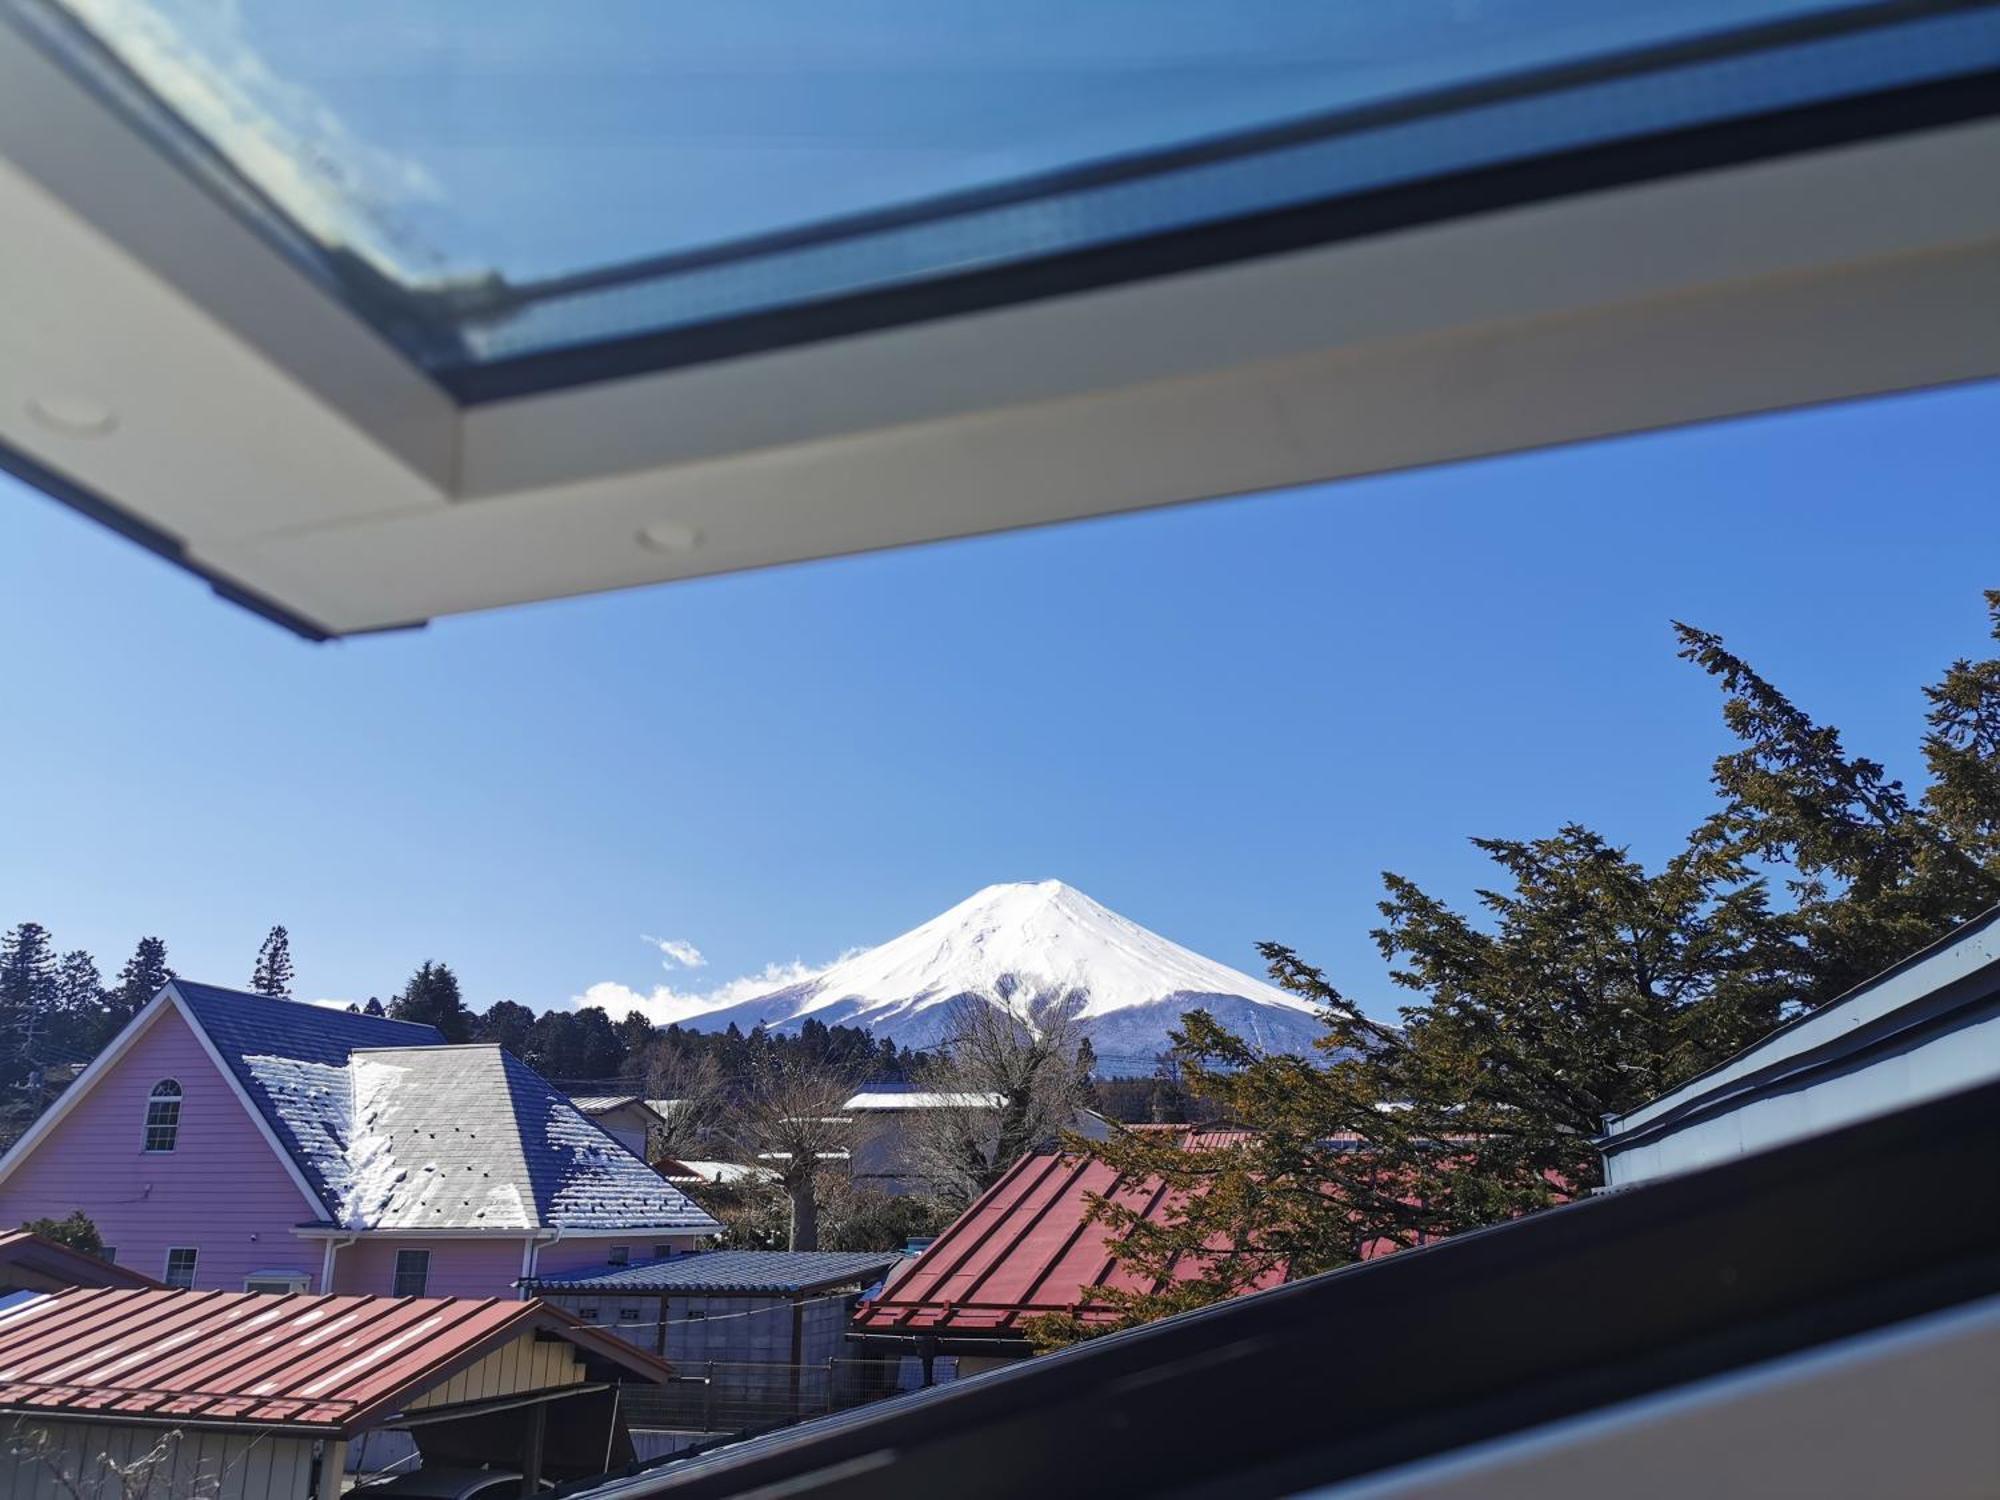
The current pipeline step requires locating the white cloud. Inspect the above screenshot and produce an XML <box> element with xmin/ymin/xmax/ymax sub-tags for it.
<box><xmin>574</xmin><ymin>958</ymin><xmax>830</xmax><ymax>1029</ymax></box>
<box><xmin>65</xmin><ymin>0</ymin><xmax>450</xmax><ymax>281</ymax></box>
<box><xmin>643</xmin><ymin>935</ymin><xmax>708</xmax><ymax>970</ymax></box>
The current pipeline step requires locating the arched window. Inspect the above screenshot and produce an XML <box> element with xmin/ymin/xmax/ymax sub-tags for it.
<box><xmin>143</xmin><ymin>1079</ymin><xmax>182</xmax><ymax>1152</ymax></box>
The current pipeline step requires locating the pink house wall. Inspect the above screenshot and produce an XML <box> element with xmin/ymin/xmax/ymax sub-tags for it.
<box><xmin>533</xmin><ymin>1232</ymin><xmax>707</xmax><ymax>1280</ymax></box>
<box><xmin>0</xmin><ymin>1007</ymin><xmax>325</xmax><ymax>1291</ymax></box>
<box><xmin>331</xmin><ymin>1236</ymin><xmax>532</xmax><ymax>1298</ymax></box>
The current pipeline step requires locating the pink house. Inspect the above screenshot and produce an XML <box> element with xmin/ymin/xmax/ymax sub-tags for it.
<box><xmin>0</xmin><ymin>980</ymin><xmax>720</xmax><ymax>1297</ymax></box>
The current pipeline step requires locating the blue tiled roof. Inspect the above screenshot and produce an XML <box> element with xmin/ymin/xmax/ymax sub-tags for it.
<box><xmin>526</xmin><ymin>1249</ymin><xmax>902</xmax><ymax>1295</ymax></box>
<box><xmin>171</xmin><ymin>981</ymin><xmax>447</xmax><ymax>1214</ymax></box>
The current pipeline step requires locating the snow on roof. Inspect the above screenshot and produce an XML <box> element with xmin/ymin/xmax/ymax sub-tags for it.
<box><xmin>844</xmin><ymin>1090</ymin><xmax>1007</xmax><ymax>1111</ymax></box>
<box><xmin>170</xmin><ymin>983</ymin><xmax>719</xmax><ymax>1235</ymax></box>
<box><xmin>345</xmin><ymin>1047</ymin><xmax>720</xmax><ymax>1232</ymax></box>
<box><xmin>570</xmin><ymin>1094</ymin><xmax>646</xmax><ymax>1112</ymax></box>
<box><xmin>173</xmin><ymin>980</ymin><xmax>445</xmax><ymax>1213</ymax></box>
<box><xmin>659</xmin><ymin>1159</ymin><xmax>778</xmax><ymax>1185</ymax></box>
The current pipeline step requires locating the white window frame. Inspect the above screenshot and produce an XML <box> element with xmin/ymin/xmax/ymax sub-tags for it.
<box><xmin>244</xmin><ymin>1270</ymin><xmax>310</xmax><ymax>1295</ymax></box>
<box><xmin>143</xmin><ymin>1079</ymin><xmax>183</xmax><ymax>1152</ymax></box>
<box><xmin>162</xmin><ymin>1246</ymin><xmax>198</xmax><ymax>1288</ymax></box>
<box><xmin>393</xmin><ymin>1248</ymin><xmax>431</xmax><ymax>1298</ymax></box>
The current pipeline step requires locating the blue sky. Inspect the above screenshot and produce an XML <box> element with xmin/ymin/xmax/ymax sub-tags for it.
<box><xmin>2</xmin><ymin>378</ymin><xmax>1997</xmax><ymax>1021</ymax></box>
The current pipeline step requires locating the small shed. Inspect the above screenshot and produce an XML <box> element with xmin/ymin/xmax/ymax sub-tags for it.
<box><xmin>0</xmin><ymin>1287</ymin><xmax>674</xmax><ymax>1498</ymax></box>
<box><xmin>524</xmin><ymin>1250</ymin><xmax>900</xmax><ymax>1437</ymax></box>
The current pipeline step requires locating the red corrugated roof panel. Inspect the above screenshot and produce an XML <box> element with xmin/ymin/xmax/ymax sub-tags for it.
<box><xmin>0</xmin><ymin>1287</ymin><xmax>672</xmax><ymax>1435</ymax></box>
<box><xmin>854</xmin><ymin>1138</ymin><xmax>1288</xmax><ymax>1336</ymax></box>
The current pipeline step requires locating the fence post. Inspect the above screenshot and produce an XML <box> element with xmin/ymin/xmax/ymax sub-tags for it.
<box><xmin>703</xmin><ymin>1361</ymin><xmax>715</xmax><ymax>1432</ymax></box>
<box><xmin>825</xmin><ymin>1356</ymin><xmax>836</xmax><ymax>1414</ymax></box>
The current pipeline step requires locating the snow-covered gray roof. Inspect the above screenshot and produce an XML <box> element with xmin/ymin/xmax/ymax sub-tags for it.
<box><xmin>169</xmin><ymin>983</ymin><xmax>718</xmax><ymax>1235</ymax></box>
<box><xmin>345</xmin><ymin>1047</ymin><xmax>718</xmax><ymax>1231</ymax></box>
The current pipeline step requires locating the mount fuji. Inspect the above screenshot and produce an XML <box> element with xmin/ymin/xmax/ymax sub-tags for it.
<box><xmin>680</xmin><ymin>880</ymin><xmax>1328</xmax><ymax>1074</ymax></box>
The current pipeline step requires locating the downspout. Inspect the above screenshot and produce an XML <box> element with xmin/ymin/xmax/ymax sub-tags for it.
<box><xmin>320</xmin><ymin>1234</ymin><xmax>356</xmax><ymax>1294</ymax></box>
<box><xmin>521</xmin><ymin>1225</ymin><xmax>565</xmax><ymax>1297</ymax></box>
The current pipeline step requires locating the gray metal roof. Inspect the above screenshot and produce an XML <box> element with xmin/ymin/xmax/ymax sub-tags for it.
<box><xmin>526</xmin><ymin>1250</ymin><xmax>901</xmax><ymax>1295</ymax></box>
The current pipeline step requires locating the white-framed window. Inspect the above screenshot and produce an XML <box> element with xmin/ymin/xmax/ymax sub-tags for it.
<box><xmin>143</xmin><ymin>1079</ymin><xmax>183</xmax><ymax>1152</ymax></box>
<box><xmin>393</xmin><ymin>1248</ymin><xmax>431</xmax><ymax>1297</ymax></box>
<box><xmin>163</xmin><ymin>1247</ymin><xmax>198</xmax><ymax>1288</ymax></box>
<box><xmin>617</xmin><ymin>1307</ymin><xmax>642</xmax><ymax>1323</ymax></box>
<box><xmin>244</xmin><ymin>1271</ymin><xmax>310</xmax><ymax>1295</ymax></box>
<box><xmin>606</xmin><ymin>1246</ymin><xmax>630</xmax><ymax>1266</ymax></box>
<box><xmin>100</xmin><ymin>1247</ymin><xmax>117</xmax><ymax>1264</ymax></box>
<box><xmin>578</xmin><ymin>1304</ymin><xmax>600</xmax><ymax>1322</ymax></box>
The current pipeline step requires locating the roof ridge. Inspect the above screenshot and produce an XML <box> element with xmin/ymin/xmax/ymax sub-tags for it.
<box><xmin>172</xmin><ymin>980</ymin><xmax>445</xmax><ymax>1029</ymax></box>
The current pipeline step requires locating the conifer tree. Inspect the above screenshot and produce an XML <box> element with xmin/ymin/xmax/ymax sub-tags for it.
<box><xmin>250</xmin><ymin>925</ymin><xmax>295</xmax><ymax>998</ymax></box>
<box><xmin>0</xmin><ymin>923</ymin><xmax>59</xmax><ymax>1102</ymax></box>
<box><xmin>0</xmin><ymin>922</ymin><xmax>58</xmax><ymax>1018</ymax></box>
<box><xmin>1039</xmin><ymin>591</ymin><xmax>2000</xmax><ymax>1347</ymax></box>
<box><xmin>390</xmin><ymin>961</ymin><xmax>472</xmax><ymax>1041</ymax></box>
<box><xmin>109</xmin><ymin>938</ymin><xmax>172</xmax><ymax>1024</ymax></box>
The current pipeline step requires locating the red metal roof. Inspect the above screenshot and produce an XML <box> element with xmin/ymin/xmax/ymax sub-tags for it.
<box><xmin>853</xmin><ymin>1141</ymin><xmax>1288</xmax><ymax>1337</ymax></box>
<box><xmin>0</xmin><ymin>1231</ymin><xmax>159</xmax><ymax>1292</ymax></box>
<box><xmin>0</xmin><ymin>1287</ymin><xmax>671</xmax><ymax>1436</ymax></box>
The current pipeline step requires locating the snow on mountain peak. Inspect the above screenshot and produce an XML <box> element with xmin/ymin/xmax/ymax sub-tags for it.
<box><xmin>795</xmin><ymin>878</ymin><xmax>1315</xmax><ymax>1022</ymax></box>
<box><xmin>680</xmin><ymin>880</ymin><xmax>1326</xmax><ymax>1071</ymax></box>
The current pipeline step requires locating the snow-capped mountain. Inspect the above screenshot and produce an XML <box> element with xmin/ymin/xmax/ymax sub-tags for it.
<box><xmin>683</xmin><ymin>880</ymin><xmax>1327</xmax><ymax>1074</ymax></box>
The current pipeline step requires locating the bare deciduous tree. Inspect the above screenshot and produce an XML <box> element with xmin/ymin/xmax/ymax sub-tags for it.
<box><xmin>724</xmin><ymin>1053</ymin><xmax>859</xmax><ymax>1250</ymax></box>
<box><xmin>905</xmin><ymin>995</ymin><xmax>1093</xmax><ymax>1206</ymax></box>
<box><xmin>4</xmin><ymin>1423</ymin><xmax>219</xmax><ymax>1499</ymax></box>
<box><xmin>640</xmin><ymin>1043</ymin><xmax>730</xmax><ymax>1162</ymax></box>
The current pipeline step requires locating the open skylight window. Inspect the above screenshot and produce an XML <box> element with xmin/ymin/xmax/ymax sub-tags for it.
<box><xmin>18</xmin><ymin>0</ymin><xmax>1994</xmax><ymax>398</ymax></box>
<box><xmin>1</xmin><ymin>0</ymin><xmax>1995</xmax><ymax>635</ymax></box>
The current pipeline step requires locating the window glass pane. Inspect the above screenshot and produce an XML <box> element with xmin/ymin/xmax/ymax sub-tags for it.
<box><xmin>163</xmin><ymin>1248</ymin><xmax>197</xmax><ymax>1288</ymax></box>
<box><xmin>607</xmin><ymin>1246</ymin><xmax>630</xmax><ymax>1265</ymax></box>
<box><xmin>143</xmin><ymin>1082</ymin><xmax>182</xmax><ymax>1152</ymax></box>
<box><xmin>393</xmin><ymin>1249</ymin><xmax>431</xmax><ymax>1297</ymax></box>
<box><xmin>30</xmin><ymin>0</ymin><xmax>1994</xmax><ymax>383</ymax></box>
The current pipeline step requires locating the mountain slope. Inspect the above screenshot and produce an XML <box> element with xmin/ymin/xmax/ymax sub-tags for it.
<box><xmin>685</xmin><ymin>880</ymin><xmax>1325</xmax><ymax>1073</ymax></box>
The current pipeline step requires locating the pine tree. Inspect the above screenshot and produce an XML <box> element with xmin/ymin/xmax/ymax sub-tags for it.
<box><xmin>54</xmin><ymin>951</ymin><xmax>102</xmax><ymax>1015</ymax></box>
<box><xmin>250</xmin><ymin>925</ymin><xmax>295</xmax><ymax>998</ymax></box>
<box><xmin>45</xmin><ymin>950</ymin><xmax>105</xmax><ymax>1060</ymax></box>
<box><xmin>474</xmin><ymin>999</ymin><xmax>536</xmax><ymax>1056</ymax></box>
<box><xmin>109</xmin><ymin>938</ymin><xmax>172</xmax><ymax>1023</ymax></box>
<box><xmin>389</xmin><ymin>961</ymin><xmax>471</xmax><ymax>1042</ymax></box>
<box><xmin>0</xmin><ymin>922</ymin><xmax>58</xmax><ymax>1017</ymax></box>
<box><xmin>1676</xmin><ymin>593</ymin><xmax>2000</xmax><ymax>1003</ymax></box>
<box><xmin>0</xmin><ymin>928</ymin><xmax>59</xmax><ymax>1080</ymax></box>
<box><xmin>1037</xmin><ymin>591</ymin><xmax>2000</xmax><ymax>1348</ymax></box>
